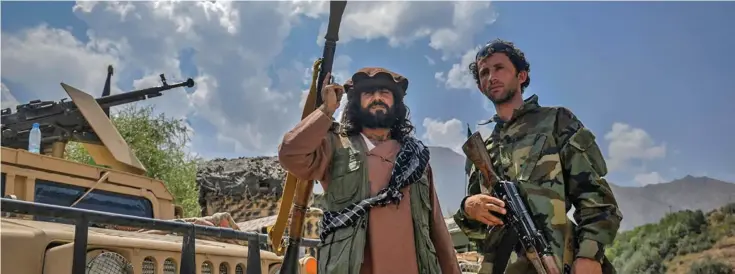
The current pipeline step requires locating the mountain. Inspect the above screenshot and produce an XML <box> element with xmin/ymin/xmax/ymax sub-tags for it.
<box><xmin>426</xmin><ymin>146</ymin><xmax>735</xmax><ymax>231</ymax></box>
<box><xmin>610</xmin><ymin>175</ymin><xmax>735</xmax><ymax>230</ymax></box>
<box><xmin>607</xmin><ymin>203</ymin><xmax>735</xmax><ymax>273</ymax></box>
<box><xmin>428</xmin><ymin>146</ymin><xmax>469</xmax><ymax>215</ymax></box>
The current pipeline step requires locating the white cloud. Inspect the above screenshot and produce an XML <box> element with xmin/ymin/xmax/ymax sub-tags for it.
<box><xmin>475</xmin><ymin>123</ymin><xmax>494</xmax><ymax>139</ymax></box>
<box><xmin>313</xmin><ymin>1</ymin><xmax>496</xmax><ymax>59</ymax></box>
<box><xmin>434</xmin><ymin>72</ymin><xmax>446</xmax><ymax>84</ymax></box>
<box><xmin>633</xmin><ymin>171</ymin><xmax>666</xmax><ymax>186</ymax></box>
<box><xmin>2</xmin><ymin>1</ymin><xmax>313</xmax><ymax>158</ymax></box>
<box><xmin>604</xmin><ymin>122</ymin><xmax>667</xmax><ymax>172</ymax></box>
<box><xmin>422</xmin><ymin>118</ymin><xmax>464</xmax><ymax>153</ymax></box>
<box><xmin>1</xmin><ymin>24</ymin><xmax>126</xmax><ymax>100</ymax></box>
<box><xmin>1</xmin><ymin>1</ymin><xmax>497</xmax><ymax>159</ymax></box>
<box><xmin>425</xmin><ymin>55</ymin><xmax>436</xmax><ymax>66</ymax></box>
<box><xmin>437</xmin><ymin>46</ymin><xmax>481</xmax><ymax>90</ymax></box>
<box><xmin>422</xmin><ymin>117</ymin><xmax>492</xmax><ymax>154</ymax></box>
<box><xmin>298</xmin><ymin>54</ymin><xmax>352</xmax><ymax>123</ymax></box>
<box><xmin>1</xmin><ymin>83</ymin><xmax>19</xmax><ymax>110</ymax></box>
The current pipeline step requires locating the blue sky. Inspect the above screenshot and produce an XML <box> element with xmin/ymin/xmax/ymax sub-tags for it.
<box><xmin>2</xmin><ymin>1</ymin><xmax>733</xmax><ymax>187</ymax></box>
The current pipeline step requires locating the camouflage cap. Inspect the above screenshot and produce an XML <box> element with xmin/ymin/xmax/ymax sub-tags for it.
<box><xmin>343</xmin><ymin>67</ymin><xmax>410</xmax><ymax>95</ymax></box>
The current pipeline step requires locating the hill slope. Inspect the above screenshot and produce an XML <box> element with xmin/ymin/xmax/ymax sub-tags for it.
<box><xmin>606</xmin><ymin>203</ymin><xmax>735</xmax><ymax>274</ymax></box>
<box><xmin>426</xmin><ymin>145</ymin><xmax>735</xmax><ymax>230</ymax></box>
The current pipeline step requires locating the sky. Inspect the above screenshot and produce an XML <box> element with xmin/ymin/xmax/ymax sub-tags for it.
<box><xmin>1</xmin><ymin>1</ymin><xmax>734</xmax><ymax>188</ymax></box>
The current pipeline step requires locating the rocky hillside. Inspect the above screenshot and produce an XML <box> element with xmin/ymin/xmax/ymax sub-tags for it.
<box><xmin>197</xmin><ymin>156</ymin><xmax>285</xmax><ymax>198</ymax></box>
<box><xmin>196</xmin><ymin>155</ymin><xmax>327</xmax><ymax>221</ymax></box>
<box><xmin>193</xmin><ymin>146</ymin><xmax>469</xmax><ymax>219</ymax></box>
<box><xmin>196</xmin><ymin>156</ymin><xmax>286</xmax><ymax>221</ymax></box>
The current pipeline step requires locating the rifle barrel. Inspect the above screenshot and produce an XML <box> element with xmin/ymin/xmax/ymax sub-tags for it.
<box><xmin>96</xmin><ymin>78</ymin><xmax>195</xmax><ymax>108</ymax></box>
<box><xmin>315</xmin><ymin>41</ymin><xmax>336</xmax><ymax>107</ymax></box>
<box><xmin>279</xmin><ymin>2</ymin><xmax>347</xmax><ymax>274</ymax></box>
<box><xmin>0</xmin><ymin>76</ymin><xmax>195</xmax><ymax>150</ymax></box>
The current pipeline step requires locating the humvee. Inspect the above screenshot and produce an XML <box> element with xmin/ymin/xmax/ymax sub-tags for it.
<box><xmin>0</xmin><ymin>67</ymin><xmax>318</xmax><ymax>274</ymax></box>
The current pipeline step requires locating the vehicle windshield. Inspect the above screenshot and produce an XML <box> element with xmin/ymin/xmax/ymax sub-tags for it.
<box><xmin>33</xmin><ymin>179</ymin><xmax>154</xmax><ymax>223</ymax></box>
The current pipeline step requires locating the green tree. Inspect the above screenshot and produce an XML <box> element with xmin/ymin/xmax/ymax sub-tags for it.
<box><xmin>610</xmin><ymin>203</ymin><xmax>735</xmax><ymax>272</ymax></box>
<box><xmin>65</xmin><ymin>104</ymin><xmax>201</xmax><ymax>217</ymax></box>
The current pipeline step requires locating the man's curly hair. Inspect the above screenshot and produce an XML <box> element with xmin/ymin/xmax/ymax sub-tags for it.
<box><xmin>468</xmin><ymin>38</ymin><xmax>531</xmax><ymax>93</ymax></box>
<box><xmin>340</xmin><ymin>88</ymin><xmax>416</xmax><ymax>140</ymax></box>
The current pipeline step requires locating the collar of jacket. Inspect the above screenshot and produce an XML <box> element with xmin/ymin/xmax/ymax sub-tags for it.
<box><xmin>479</xmin><ymin>94</ymin><xmax>541</xmax><ymax>127</ymax></box>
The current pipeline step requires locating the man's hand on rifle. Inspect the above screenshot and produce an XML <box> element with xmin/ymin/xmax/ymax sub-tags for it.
<box><xmin>463</xmin><ymin>194</ymin><xmax>507</xmax><ymax>226</ymax></box>
<box><xmin>319</xmin><ymin>72</ymin><xmax>344</xmax><ymax>116</ymax></box>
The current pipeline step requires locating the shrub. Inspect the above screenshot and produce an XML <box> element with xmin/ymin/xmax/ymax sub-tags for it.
<box><xmin>688</xmin><ymin>258</ymin><xmax>733</xmax><ymax>274</ymax></box>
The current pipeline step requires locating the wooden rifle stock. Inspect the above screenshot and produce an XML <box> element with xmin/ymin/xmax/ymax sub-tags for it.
<box><xmin>271</xmin><ymin>2</ymin><xmax>348</xmax><ymax>274</ymax></box>
<box><xmin>272</xmin><ymin>59</ymin><xmax>322</xmax><ymax>274</ymax></box>
<box><xmin>525</xmin><ymin>249</ymin><xmax>562</xmax><ymax>274</ymax></box>
<box><xmin>461</xmin><ymin>131</ymin><xmax>565</xmax><ymax>274</ymax></box>
<box><xmin>461</xmin><ymin>131</ymin><xmax>501</xmax><ymax>193</ymax></box>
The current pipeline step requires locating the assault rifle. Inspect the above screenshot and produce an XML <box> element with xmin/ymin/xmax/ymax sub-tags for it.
<box><xmin>462</xmin><ymin>131</ymin><xmax>565</xmax><ymax>274</ymax></box>
<box><xmin>1</xmin><ymin>65</ymin><xmax>195</xmax><ymax>154</ymax></box>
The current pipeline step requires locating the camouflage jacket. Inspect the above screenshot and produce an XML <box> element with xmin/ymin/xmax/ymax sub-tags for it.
<box><xmin>453</xmin><ymin>95</ymin><xmax>623</xmax><ymax>273</ymax></box>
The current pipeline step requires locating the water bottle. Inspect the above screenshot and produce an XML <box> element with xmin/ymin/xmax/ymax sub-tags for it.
<box><xmin>28</xmin><ymin>123</ymin><xmax>41</xmax><ymax>154</ymax></box>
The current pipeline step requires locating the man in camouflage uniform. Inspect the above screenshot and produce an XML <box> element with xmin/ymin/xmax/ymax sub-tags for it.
<box><xmin>453</xmin><ymin>39</ymin><xmax>623</xmax><ymax>274</ymax></box>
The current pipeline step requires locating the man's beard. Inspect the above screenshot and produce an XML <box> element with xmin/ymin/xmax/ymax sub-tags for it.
<box><xmin>357</xmin><ymin>102</ymin><xmax>397</xmax><ymax>129</ymax></box>
<box><xmin>485</xmin><ymin>86</ymin><xmax>517</xmax><ymax>105</ymax></box>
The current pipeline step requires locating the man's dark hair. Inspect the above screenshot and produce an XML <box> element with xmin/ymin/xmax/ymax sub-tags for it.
<box><xmin>340</xmin><ymin>88</ymin><xmax>415</xmax><ymax>140</ymax></box>
<box><xmin>468</xmin><ymin>38</ymin><xmax>531</xmax><ymax>92</ymax></box>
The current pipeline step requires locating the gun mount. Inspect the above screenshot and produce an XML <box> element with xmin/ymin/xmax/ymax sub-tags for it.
<box><xmin>0</xmin><ymin>65</ymin><xmax>195</xmax><ymax>175</ymax></box>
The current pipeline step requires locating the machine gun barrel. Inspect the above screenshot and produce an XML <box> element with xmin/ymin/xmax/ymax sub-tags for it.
<box><xmin>96</xmin><ymin>75</ymin><xmax>195</xmax><ymax>108</ymax></box>
<box><xmin>0</xmin><ymin>72</ymin><xmax>195</xmax><ymax>152</ymax></box>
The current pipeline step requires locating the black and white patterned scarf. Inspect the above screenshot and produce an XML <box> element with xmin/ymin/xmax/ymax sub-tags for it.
<box><xmin>318</xmin><ymin>135</ymin><xmax>430</xmax><ymax>241</ymax></box>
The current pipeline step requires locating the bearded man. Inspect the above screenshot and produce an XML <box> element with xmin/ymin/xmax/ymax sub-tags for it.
<box><xmin>278</xmin><ymin>68</ymin><xmax>461</xmax><ymax>274</ymax></box>
<box><xmin>453</xmin><ymin>39</ymin><xmax>623</xmax><ymax>274</ymax></box>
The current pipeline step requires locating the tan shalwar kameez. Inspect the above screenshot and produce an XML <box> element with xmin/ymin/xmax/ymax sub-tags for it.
<box><xmin>278</xmin><ymin>108</ymin><xmax>461</xmax><ymax>274</ymax></box>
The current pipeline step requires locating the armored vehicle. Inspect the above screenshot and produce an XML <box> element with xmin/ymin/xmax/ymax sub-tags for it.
<box><xmin>0</xmin><ymin>66</ymin><xmax>318</xmax><ymax>274</ymax></box>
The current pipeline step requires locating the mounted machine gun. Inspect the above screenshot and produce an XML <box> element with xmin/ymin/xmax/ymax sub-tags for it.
<box><xmin>1</xmin><ymin>65</ymin><xmax>194</xmax><ymax>175</ymax></box>
<box><xmin>0</xmin><ymin>66</ymin><xmax>321</xmax><ymax>274</ymax></box>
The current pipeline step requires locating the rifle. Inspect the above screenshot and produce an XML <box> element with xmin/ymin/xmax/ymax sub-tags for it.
<box><xmin>462</xmin><ymin>131</ymin><xmax>564</xmax><ymax>274</ymax></box>
<box><xmin>270</xmin><ymin>1</ymin><xmax>347</xmax><ymax>273</ymax></box>
<box><xmin>1</xmin><ymin>65</ymin><xmax>195</xmax><ymax>154</ymax></box>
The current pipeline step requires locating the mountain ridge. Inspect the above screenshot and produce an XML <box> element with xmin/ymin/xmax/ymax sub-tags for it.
<box><xmin>426</xmin><ymin>145</ymin><xmax>735</xmax><ymax>231</ymax></box>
